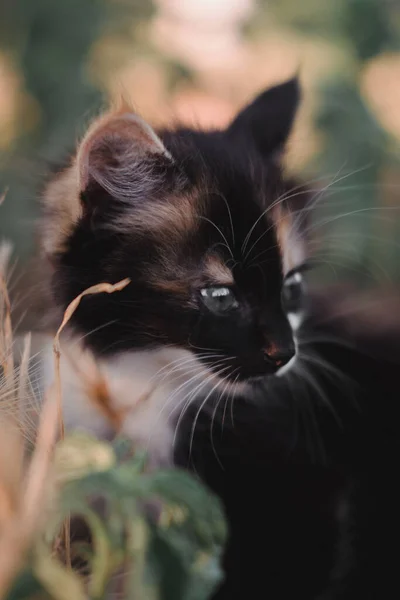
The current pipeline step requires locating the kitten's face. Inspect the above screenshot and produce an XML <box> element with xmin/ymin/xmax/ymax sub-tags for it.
<box><xmin>42</xmin><ymin>78</ymin><xmax>308</xmax><ymax>384</ymax></box>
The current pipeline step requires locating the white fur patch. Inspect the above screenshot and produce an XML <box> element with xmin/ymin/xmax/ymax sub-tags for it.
<box><xmin>277</xmin><ymin>312</ymin><xmax>303</xmax><ymax>378</ymax></box>
<box><xmin>40</xmin><ymin>339</ymin><xmax>236</xmax><ymax>467</ymax></box>
<box><xmin>273</xmin><ymin>206</ymin><xmax>306</xmax><ymax>275</ymax></box>
<box><xmin>276</xmin><ymin>353</ymin><xmax>296</xmax><ymax>377</ymax></box>
<box><xmin>282</xmin><ymin>229</ymin><xmax>306</xmax><ymax>275</ymax></box>
<box><xmin>287</xmin><ymin>311</ymin><xmax>303</xmax><ymax>332</ymax></box>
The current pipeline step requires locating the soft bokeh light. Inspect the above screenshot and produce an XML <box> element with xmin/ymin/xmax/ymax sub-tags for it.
<box><xmin>0</xmin><ymin>0</ymin><xmax>399</xmax><ymax>284</ymax></box>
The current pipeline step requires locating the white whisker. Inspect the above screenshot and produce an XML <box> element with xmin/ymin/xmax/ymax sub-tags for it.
<box><xmin>198</xmin><ymin>216</ymin><xmax>233</xmax><ymax>259</ymax></box>
<box><xmin>188</xmin><ymin>364</ymin><xmax>233</xmax><ymax>459</ymax></box>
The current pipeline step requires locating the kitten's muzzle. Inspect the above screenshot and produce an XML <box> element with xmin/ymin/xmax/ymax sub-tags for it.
<box><xmin>263</xmin><ymin>343</ymin><xmax>295</xmax><ymax>370</ymax></box>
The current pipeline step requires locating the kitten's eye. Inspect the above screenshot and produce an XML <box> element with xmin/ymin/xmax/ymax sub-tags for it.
<box><xmin>200</xmin><ymin>286</ymin><xmax>239</xmax><ymax>314</ymax></box>
<box><xmin>282</xmin><ymin>272</ymin><xmax>304</xmax><ymax>313</ymax></box>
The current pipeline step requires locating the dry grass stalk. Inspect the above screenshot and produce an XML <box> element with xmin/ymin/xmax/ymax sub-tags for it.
<box><xmin>0</xmin><ymin>423</ymin><xmax>24</xmax><ymax>527</ymax></box>
<box><xmin>0</xmin><ymin>260</ymin><xmax>59</xmax><ymax>590</ymax></box>
<box><xmin>0</xmin><ymin>242</ymin><xmax>14</xmax><ymax>384</ymax></box>
<box><xmin>51</xmin><ymin>278</ymin><xmax>130</xmax><ymax>567</ymax></box>
<box><xmin>0</xmin><ymin>269</ymin><xmax>133</xmax><ymax>592</ymax></box>
<box><xmin>63</xmin><ymin>346</ymin><xmax>127</xmax><ymax>432</ymax></box>
<box><xmin>52</xmin><ymin>278</ymin><xmax>130</xmax><ymax>441</ymax></box>
<box><xmin>17</xmin><ymin>333</ymin><xmax>32</xmax><ymax>428</ymax></box>
<box><xmin>22</xmin><ymin>393</ymin><xmax>59</xmax><ymax>526</ymax></box>
<box><xmin>0</xmin><ymin>224</ymin><xmax>60</xmax><ymax>592</ymax></box>
<box><xmin>0</xmin><ymin>392</ymin><xmax>59</xmax><ymax>599</ymax></box>
<box><xmin>1</xmin><ymin>247</ymin><xmax>38</xmax><ymax>450</ymax></box>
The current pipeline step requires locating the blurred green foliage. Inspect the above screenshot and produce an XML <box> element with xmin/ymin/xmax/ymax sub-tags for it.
<box><xmin>266</xmin><ymin>0</ymin><xmax>400</xmax><ymax>281</ymax></box>
<box><xmin>0</xmin><ymin>0</ymin><xmax>153</xmax><ymax>256</ymax></box>
<box><xmin>5</xmin><ymin>435</ymin><xmax>226</xmax><ymax>600</ymax></box>
<box><xmin>1</xmin><ymin>0</ymin><xmax>400</xmax><ymax>277</ymax></box>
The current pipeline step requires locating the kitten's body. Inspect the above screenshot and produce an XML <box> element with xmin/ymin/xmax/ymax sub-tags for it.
<box><xmin>177</xmin><ymin>289</ymin><xmax>400</xmax><ymax>599</ymax></box>
<box><xmin>39</xmin><ymin>78</ymin><xmax>400</xmax><ymax>599</ymax></box>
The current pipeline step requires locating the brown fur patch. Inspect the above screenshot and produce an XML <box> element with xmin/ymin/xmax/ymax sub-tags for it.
<box><xmin>151</xmin><ymin>278</ymin><xmax>190</xmax><ymax>296</ymax></box>
<box><xmin>41</xmin><ymin>108</ymin><xmax>178</xmax><ymax>259</ymax></box>
<box><xmin>112</xmin><ymin>191</ymin><xmax>199</xmax><ymax>241</ymax></box>
<box><xmin>272</xmin><ymin>204</ymin><xmax>306</xmax><ymax>274</ymax></box>
<box><xmin>149</xmin><ymin>252</ymin><xmax>234</xmax><ymax>301</ymax></box>
<box><xmin>41</xmin><ymin>163</ymin><xmax>82</xmax><ymax>256</ymax></box>
<box><xmin>204</xmin><ymin>255</ymin><xmax>234</xmax><ymax>285</ymax></box>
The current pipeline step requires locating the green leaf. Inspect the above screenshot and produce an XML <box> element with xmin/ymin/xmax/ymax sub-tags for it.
<box><xmin>52</xmin><ymin>438</ymin><xmax>227</xmax><ymax>600</ymax></box>
<box><xmin>33</xmin><ymin>550</ymin><xmax>86</xmax><ymax>600</ymax></box>
<box><xmin>5</xmin><ymin>568</ymin><xmax>47</xmax><ymax>600</ymax></box>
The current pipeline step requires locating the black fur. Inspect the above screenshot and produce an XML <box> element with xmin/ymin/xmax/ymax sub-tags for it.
<box><xmin>176</xmin><ymin>289</ymin><xmax>400</xmax><ymax>599</ymax></box>
<box><xmin>49</xmin><ymin>79</ymin><xmax>305</xmax><ymax>378</ymax></box>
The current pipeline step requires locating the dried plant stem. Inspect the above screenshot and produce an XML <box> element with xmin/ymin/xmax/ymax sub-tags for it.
<box><xmin>17</xmin><ymin>333</ymin><xmax>31</xmax><ymax>431</ymax></box>
<box><xmin>0</xmin><ymin>425</ymin><xmax>24</xmax><ymax>527</ymax></box>
<box><xmin>0</xmin><ymin>272</ymin><xmax>14</xmax><ymax>384</ymax></box>
<box><xmin>63</xmin><ymin>347</ymin><xmax>126</xmax><ymax>432</ymax></box>
<box><xmin>0</xmin><ymin>394</ymin><xmax>59</xmax><ymax>599</ymax></box>
<box><xmin>23</xmin><ymin>396</ymin><xmax>59</xmax><ymax>521</ymax></box>
<box><xmin>52</xmin><ymin>278</ymin><xmax>130</xmax><ymax>440</ymax></box>
<box><xmin>51</xmin><ymin>278</ymin><xmax>130</xmax><ymax>568</ymax></box>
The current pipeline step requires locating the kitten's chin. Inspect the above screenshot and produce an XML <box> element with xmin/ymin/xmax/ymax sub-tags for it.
<box><xmin>276</xmin><ymin>354</ymin><xmax>297</xmax><ymax>377</ymax></box>
<box><xmin>242</xmin><ymin>353</ymin><xmax>298</xmax><ymax>382</ymax></box>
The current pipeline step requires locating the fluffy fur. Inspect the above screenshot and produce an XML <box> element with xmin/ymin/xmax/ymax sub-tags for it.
<box><xmin>40</xmin><ymin>78</ymin><xmax>308</xmax><ymax>460</ymax></box>
<box><xmin>177</xmin><ymin>288</ymin><xmax>400</xmax><ymax>600</ymax></box>
<box><xmin>39</xmin><ymin>76</ymin><xmax>400</xmax><ymax>600</ymax></box>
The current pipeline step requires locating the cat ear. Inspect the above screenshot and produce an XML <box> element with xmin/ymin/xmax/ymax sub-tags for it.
<box><xmin>227</xmin><ymin>77</ymin><xmax>300</xmax><ymax>157</ymax></box>
<box><xmin>40</xmin><ymin>110</ymin><xmax>175</xmax><ymax>257</ymax></box>
<box><xmin>77</xmin><ymin>109</ymin><xmax>172</xmax><ymax>205</ymax></box>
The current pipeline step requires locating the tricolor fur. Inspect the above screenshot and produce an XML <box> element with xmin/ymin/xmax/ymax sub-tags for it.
<box><xmin>40</xmin><ymin>78</ymin><xmax>309</xmax><ymax>460</ymax></box>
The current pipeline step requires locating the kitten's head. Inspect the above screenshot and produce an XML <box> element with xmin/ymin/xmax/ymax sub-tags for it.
<box><xmin>41</xmin><ymin>78</ymin><xmax>308</xmax><ymax>383</ymax></box>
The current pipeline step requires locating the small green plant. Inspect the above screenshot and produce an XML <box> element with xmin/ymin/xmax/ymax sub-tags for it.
<box><xmin>4</xmin><ymin>435</ymin><xmax>226</xmax><ymax>600</ymax></box>
<box><xmin>0</xmin><ymin>243</ymin><xmax>227</xmax><ymax>600</ymax></box>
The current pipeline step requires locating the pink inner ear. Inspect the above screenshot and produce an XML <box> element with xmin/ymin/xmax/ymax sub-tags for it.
<box><xmin>77</xmin><ymin>113</ymin><xmax>168</xmax><ymax>192</ymax></box>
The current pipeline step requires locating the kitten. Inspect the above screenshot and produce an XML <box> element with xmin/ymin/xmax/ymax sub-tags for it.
<box><xmin>40</xmin><ymin>77</ymin><xmax>400</xmax><ymax>600</ymax></box>
<box><xmin>40</xmin><ymin>77</ymin><xmax>308</xmax><ymax>464</ymax></box>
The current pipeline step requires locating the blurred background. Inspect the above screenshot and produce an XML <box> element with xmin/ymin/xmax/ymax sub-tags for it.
<box><xmin>1</xmin><ymin>3</ymin><xmax>400</xmax><ymax>596</ymax></box>
<box><xmin>1</xmin><ymin>0</ymin><xmax>400</xmax><ymax>293</ymax></box>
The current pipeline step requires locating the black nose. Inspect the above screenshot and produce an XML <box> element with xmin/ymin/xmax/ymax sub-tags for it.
<box><xmin>263</xmin><ymin>344</ymin><xmax>294</xmax><ymax>369</ymax></box>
